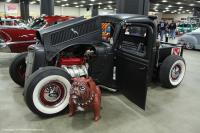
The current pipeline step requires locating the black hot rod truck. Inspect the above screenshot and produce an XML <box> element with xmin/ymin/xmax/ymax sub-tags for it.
<box><xmin>10</xmin><ymin>14</ymin><xmax>186</xmax><ymax>116</ymax></box>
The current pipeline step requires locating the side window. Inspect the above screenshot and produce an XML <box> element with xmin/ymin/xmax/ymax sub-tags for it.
<box><xmin>119</xmin><ymin>25</ymin><xmax>148</xmax><ymax>57</ymax></box>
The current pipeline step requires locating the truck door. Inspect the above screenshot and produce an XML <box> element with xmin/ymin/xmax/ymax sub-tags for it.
<box><xmin>115</xmin><ymin>23</ymin><xmax>155</xmax><ymax>109</ymax></box>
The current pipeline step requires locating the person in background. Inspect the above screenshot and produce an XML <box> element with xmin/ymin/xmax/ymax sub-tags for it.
<box><xmin>169</xmin><ymin>20</ymin><xmax>177</xmax><ymax>39</ymax></box>
<box><xmin>159</xmin><ymin>20</ymin><xmax>167</xmax><ymax>42</ymax></box>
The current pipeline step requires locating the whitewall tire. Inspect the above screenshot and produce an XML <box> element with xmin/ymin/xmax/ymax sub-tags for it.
<box><xmin>24</xmin><ymin>67</ymin><xmax>71</xmax><ymax>117</ymax></box>
<box><xmin>160</xmin><ymin>55</ymin><xmax>186</xmax><ymax>88</ymax></box>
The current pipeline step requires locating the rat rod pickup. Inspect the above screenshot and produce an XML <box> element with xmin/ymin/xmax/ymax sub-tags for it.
<box><xmin>12</xmin><ymin>14</ymin><xmax>186</xmax><ymax>116</ymax></box>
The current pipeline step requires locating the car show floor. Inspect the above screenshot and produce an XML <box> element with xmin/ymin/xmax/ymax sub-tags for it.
<box><xmin>0</xmin><ymin>48</ymin><xmax>200</xmax><ymax>133</ymax></box>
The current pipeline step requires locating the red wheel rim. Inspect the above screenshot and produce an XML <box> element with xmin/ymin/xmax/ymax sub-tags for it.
<box><xmin>39</xmin><ymin>81</ymin><xmax>65</xmax><ymax>107</ymax></box>
<box><xmin>171</xmin><ymin>64</ymin><xmax>182</xmax><ymax>80</ymax></box>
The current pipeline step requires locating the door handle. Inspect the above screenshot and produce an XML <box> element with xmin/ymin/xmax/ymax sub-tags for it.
<box><xmin>138</xmin><ymin>67</ymin><xmax>146</xmax><ymax>70</ymax></box>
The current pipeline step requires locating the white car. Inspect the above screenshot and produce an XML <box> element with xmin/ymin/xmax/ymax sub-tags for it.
<box><xmin>178</xmin><ymin>28</ymin><xmax>200</xmax><ymax>50</ymax></box>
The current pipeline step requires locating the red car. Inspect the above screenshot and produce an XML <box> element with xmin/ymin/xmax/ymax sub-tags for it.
<box><xmin>0</xmin><ymin>16</ymin><xmax>74</xmax><ymax>53</ymax></box>
<box><xmin>0</xmin><ymin>16</ymin><xmax>74</xmax><ymax>87</ymax></box>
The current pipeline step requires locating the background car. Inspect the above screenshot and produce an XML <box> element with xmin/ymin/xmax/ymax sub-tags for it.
<box><xmin>178</xmin><ymin>28</ymin><xmax>200</xmax><ymax>50</ymax></box>
<box><xmin>0</xmin><ymin>15</ymin><xmax>74</xmax><ymax>53</ymax></box>
<box><xmin>177</xmin><ymin>23</ymin><xmax>197</xmax><ymax>34</ymax></box>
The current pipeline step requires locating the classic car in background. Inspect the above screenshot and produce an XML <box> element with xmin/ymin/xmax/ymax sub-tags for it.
<box><xmin>178</xmin><ymin>28</ymin><xmax>200</xmax><ymax>50</ymax></box>
<box><xmin>0</xmin><ymin>15</ymin><xmax>74</xmax><ymax>53</ymax></box>
<box><xmin>177</xmin><ymin>23</ymin><xmax>198</xmax><ymax>34</ymax></box>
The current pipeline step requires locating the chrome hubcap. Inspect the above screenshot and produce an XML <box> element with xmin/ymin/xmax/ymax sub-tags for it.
<box><xmin>171</xmin><ymin>65</ymin><xmax>181</xmax><ymax>80</ymax></box>
<box><xmin>39</xmin><ymin>81</ymin><xmax>65</xmax><ymax>106</ymax></box>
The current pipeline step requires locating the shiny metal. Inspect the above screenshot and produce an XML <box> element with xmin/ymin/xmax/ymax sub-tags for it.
<box><xmin>25</xmin><ymin>51</ymin><xmax>35</xmax><ymax>80</ymax></box>
<box><xmin>0</xmin><ymin>43</ymin><xmax>11</xmax><ymax>53</ymax></box>
<box><xmin>98</xmin><ymin>85</ymin><xmax>117</xmax><ymax>92</ymax></box>
<box><xmin>43</xmin><ymin>85</ymin><xmax>61</xmax><ymax>102</ymax></box>
<box><xmin>62</xmin><ymin>64</ymin><xmax>88</xmax><ymax>78</ymax></box>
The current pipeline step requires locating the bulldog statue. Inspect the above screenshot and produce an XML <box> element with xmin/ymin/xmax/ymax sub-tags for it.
<box><xmin>68</xmin><ymin>77</ymin><xmax>101</xmax><ymax>121</ymax></box>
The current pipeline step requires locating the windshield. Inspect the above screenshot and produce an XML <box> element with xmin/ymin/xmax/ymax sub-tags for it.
<box><xmin>29</xmin><ymin>18</ymin><xmax>46</xmax><ymax>30</ymax></box>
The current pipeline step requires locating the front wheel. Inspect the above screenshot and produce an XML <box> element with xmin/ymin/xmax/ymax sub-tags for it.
<box><xmin>24</xmin><ymin>67</ymin><xmax>71</xmax><ymax>117</ymax></box>
<box><xmin>9</xmin><ymin>52</ymin><xmax>27</xmax><ymax>87</ymax></box>
<box><xmin>159</xmin><ymin>55</ymin><xmax>186</xmax><ymax>88</ymax></box>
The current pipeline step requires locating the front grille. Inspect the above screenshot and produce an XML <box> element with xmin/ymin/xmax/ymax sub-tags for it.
<box><xmin>25</xmin><ymin>50</ymin><xmax>35</xmax><ymax>80</ymax></box>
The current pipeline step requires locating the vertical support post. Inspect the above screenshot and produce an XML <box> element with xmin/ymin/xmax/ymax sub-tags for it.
<box><xmin>20</xmin><ymin>0</ymin><xmax>29</xmax><ymax>20</ymax></box>
<box><xmin>116</xmin><ymin>0</ymin><xmax>150</xmax><ymax>15</ymax></box>
<box><xmin>91</xmin><ymin>5</ymin><xmax>98</xmax><ymax>17</ymax></box>
<box><xmin>40</xmin><ymin>0</ymin><xmax>54</xmax><ymax>16</ymax></box>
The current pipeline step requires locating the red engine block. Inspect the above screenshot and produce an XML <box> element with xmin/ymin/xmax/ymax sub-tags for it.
<box><xmin>60</xmin><ymin>57</ymin><xmax>85</xmax><ymax>66</ymax></box>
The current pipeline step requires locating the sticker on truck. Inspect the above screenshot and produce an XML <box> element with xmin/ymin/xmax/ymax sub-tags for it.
<box><xmin>171</xmin><ymin>47</ymin><xmax>181</xmax><ymax>56</ymax></box>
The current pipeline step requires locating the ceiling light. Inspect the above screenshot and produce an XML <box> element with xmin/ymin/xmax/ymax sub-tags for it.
<box><xmin>30</xmin><ymin>1</ymin><xmax>36</xmax><ymax>4</ymax></box>
<box><xmin>155</xmin><ymin>3</ymin><xmax>160</xmax><ymax>6</ymax></box>
<box><xmin>176</xmin><ymin>2</ymin><xmax>182</xmax><ymax>4</ymax></box>
<box><xmin>73</xmin><ymin>2</ymin><xmax>78</xmax><ymax>4</ymax></box>
<box><xmin>108</xmin><ymin>1</ymin><xmax>113</xmax><ymax>3</ymax></box>
<box><xmin>80</xmin><ymin>1</ymin><xmax>86</xmax><ymax>3</ymax></box>
<box><xmin>75</xmin><ymin>5</ymin><xmax>79</xmax><ymax>7</ymax></box>
<box><xmin>196</xmin><ymin>1</ymin><xmax>200</xmax><ymax>3</ymax></box>
<box><xmin>168</xmin><ymin>5</ymin><xmax>172</xmax><ymax>7</ymax></box>
<box><xmin>89</xmin><ymin>3</ymin><xmax>93</xmax><ymax>6</ymax></box>
<box><xmin>162</xmin><ymin>0</ymin><xmax>168</xmax><ymax>3</ymax></box>
<box><xmin>179</xmin><ymin>7</ymin><xmax>183</xmax><ymax>8</ymax></box>
<box><xmin>65</xmin><ymin>3</ymin><xmax>69</xmax><ymax>6</ymax></box>
<box><xmin>61</xmin><ymin>4</ymin><xmax>65</xmax><ymax>6</ymax></box>
<box><xmin>80</xmin><ymin>5</ymin><xmax>84</xmax><ymax>7</ymax></box>
<box><xmin>56</xmin><ymin>1</ymin><xmax>61</xmax><ymax>3</ymax></box>
<box><xmin>98</xmin><ymin>2</ymin><xmax>102</xmax><ymax>5</ymax></box>
<box><xmin>104</xmin><ymin>8</ymin><xmax>108</xmax><ymax>10</ymax></box>
<box><xmin>189</xmin><ymin>4</ymin><xmax>195</xmax><ymax>6</ymax></box>
<box><xmin>90</xmin><ymin>0</ymin><xmax>96</xmax><ymax>1</ymax></box>
<box><xmin>62</xmin><ymin>0</ymin><xmax>67</xmax><ymax>1</ymax></box>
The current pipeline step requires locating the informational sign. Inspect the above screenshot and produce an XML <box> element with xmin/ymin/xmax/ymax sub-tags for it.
<box><xmin>5</xmin><ymin>4</ymin><xmax>18</xmax><ymax>14</ymax></box>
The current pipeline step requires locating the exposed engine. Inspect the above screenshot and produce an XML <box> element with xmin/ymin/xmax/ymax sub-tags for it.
<box><xmin>59</xmin><ymin>48</ymin><xmax>95</xmax><ymax>78</ymax></box>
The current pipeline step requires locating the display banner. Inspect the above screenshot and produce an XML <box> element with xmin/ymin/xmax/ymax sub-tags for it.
<box><xmin>5</xmin><ymin>4</ymin><xmax>18</xmax><ymax>14</ymax></box>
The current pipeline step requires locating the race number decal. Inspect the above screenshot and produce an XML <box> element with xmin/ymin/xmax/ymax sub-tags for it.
<box><xmin>171</xmin><ymin>47</ymin><xmax>181</xmax><ymax>56</ymax></box>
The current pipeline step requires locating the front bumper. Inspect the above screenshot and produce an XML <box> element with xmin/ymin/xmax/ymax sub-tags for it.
<box><xmin>0</xmin><ymin>43</ymin><xmax>11</xmax><ymax>53</ymax></box>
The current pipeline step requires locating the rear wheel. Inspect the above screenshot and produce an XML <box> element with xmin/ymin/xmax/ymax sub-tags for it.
<box><xmin>160</xmin><ymin>55</ymin><xmax>186</xmax><ymax>88</ymax></box>
<box><xmin>9</xmin><ymin>52</ymin><xmax>27</xmax><ymax>87</ymax></box>
<box><xmin>24</xmin><ymin>67</ymin><xmax>71</xmax><ymax>117</ymax></box>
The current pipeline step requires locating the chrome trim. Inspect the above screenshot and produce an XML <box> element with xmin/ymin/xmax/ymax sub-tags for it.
<box><xmin>0</xmin><ymin>43</ymin><xmax>11</xmax><ymax>53</ymax></box>
<box><xmin>98</xmin><ymin>85</ymin><xmax>117</xmax><ymax>92</ymax></box>
<box><xmin>0</xmin><ymin>40</ymin><xmax>36</xmax><ymax>46</ymax></box>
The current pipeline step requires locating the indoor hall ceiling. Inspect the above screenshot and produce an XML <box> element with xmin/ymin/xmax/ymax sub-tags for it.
<box><xmin>1</xmin><ymin>0</ymin><xmax>200</xmax><ymax>14</ymax></box>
